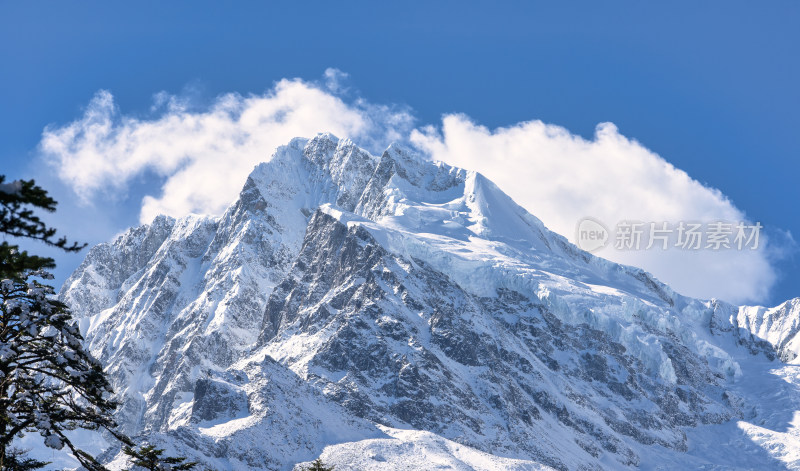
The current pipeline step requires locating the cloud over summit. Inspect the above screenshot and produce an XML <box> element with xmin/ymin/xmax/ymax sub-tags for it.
<box><xmin>40</xmin><ymin>71</ymin><xmax>785</xmax><ymax>304</ymax></box>
<box><xmin>411</xmin><ymin>116</ymin><xmax>779</xmax><ymax>303</ymax></box>
<box><xmin>42</xmin><ymin>73</ymin><xmax>413</xmax><ymax>223</ymax></box>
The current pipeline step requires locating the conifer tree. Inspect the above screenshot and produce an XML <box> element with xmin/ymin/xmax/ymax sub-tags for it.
<box><xmin>0</xmin><ymin>177</ymin><xmax>200</xmax><ymax>470</ymax></box>
<box><xmin>0</xmin><ymin>176</ymin><xmax>126</xmax><ymax>470</ymax></box>
<box><xmin>304</xmin><ymin>458</ymin><xmax>334</xmax><ymax>471</ymax></box>
<box><xmin>3</xmin><ymin>447</ymin><xmax>49</xmax><ymax>470</ymax></box>
<box><xmin>122</xmin><ymin>444</ymin><xmax>197</xmax><ymax>471</ymax></box>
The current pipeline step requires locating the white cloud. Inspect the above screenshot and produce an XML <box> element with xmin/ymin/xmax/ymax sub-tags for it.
<box><xmin>40</xmin><ymin>72</ymin><xmax>784</xmax><ymax>304</ymax></box>
<box><xmin>411</xmin><ymin>116</ymin><xmax>778</xmax><ymax>304</ymax></box>
<box><xmin>41</xmin><ymin>74</ymin><xmax>413</xmax><ymax>223</ymax></box>
<box><xmin>323</xmin><ymin>67</ymin><xmax>350</xmax><ymax>93</ymax></box>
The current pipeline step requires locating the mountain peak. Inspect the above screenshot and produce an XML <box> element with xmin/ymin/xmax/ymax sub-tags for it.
<box><xmin>57</xmin><ymin>136</ymin><xmax>800</xmax><ymax>471</ymax></box>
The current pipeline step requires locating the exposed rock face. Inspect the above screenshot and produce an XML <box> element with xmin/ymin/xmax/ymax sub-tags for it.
<box><xmin>191</xmin><ymin>376</ymin><xmax>249</xmax><ymax>424</ymax></box>
<box><xmin>61</xmin><ymin>134</ymin><xmax>800</xmax><ymax>470</ymax></box>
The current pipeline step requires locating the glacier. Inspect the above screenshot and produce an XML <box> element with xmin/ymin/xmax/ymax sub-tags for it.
<box><xmin>42</xmin><ymin>133</ymin><xmax>800</xmax><ymax>470</ymax></box>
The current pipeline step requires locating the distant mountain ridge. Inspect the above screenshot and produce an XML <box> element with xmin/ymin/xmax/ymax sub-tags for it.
<box><xmin>58</xmin><ymin>134</ymin><xmax>800</xmax><ymax>470</ymax></box>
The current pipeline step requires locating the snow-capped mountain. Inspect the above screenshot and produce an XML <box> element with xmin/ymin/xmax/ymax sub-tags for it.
<box><xmin>58</xmin><ymin>134</ymin><xmax>800</xmax><ymax>470</ymax></box>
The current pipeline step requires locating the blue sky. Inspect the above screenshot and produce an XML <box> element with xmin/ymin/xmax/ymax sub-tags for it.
<box><xmin>0</xmin><ymin>1</ymin><xmax>797</xmax><ymax>305</ymax></box>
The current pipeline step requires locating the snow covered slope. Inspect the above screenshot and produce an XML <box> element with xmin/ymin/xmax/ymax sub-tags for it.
<box><xmin>55</xmin><ymin>134</ymin><xmax>800</xmax><ymax>470</ymax></box>
<box><xmin>734</xmin><ymin>299</ymin><xmax>800</xmax><ymax>362</ymax></box>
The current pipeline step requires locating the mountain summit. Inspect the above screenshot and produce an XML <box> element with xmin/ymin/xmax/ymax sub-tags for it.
<box><xmin>60</xmin><ymin>134</ymin><xmax>800</xmax><ymax>470</ymax></box>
